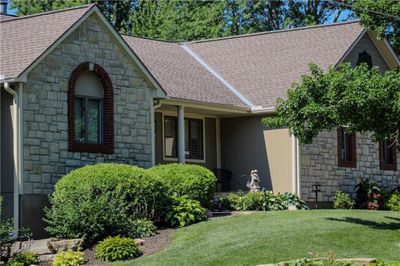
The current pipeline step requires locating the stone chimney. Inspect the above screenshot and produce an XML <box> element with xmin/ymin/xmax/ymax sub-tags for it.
<box><xmin>0</xmin><ymin>0</ymin><xmax>8</xmax><ymax>14</ymax></box>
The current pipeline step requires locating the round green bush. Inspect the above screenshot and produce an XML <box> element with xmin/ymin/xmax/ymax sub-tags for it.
<box><xmin>96</xmin><ymin>236</ymin><xmax>142</xmax><ymax>262</ymax></box>
<box><xmin>44</xmin><ymin>163</ymin><xmax>168</xmax><ymax>245</ymax></box>
<box><xmin>149</xmin><ymin>163</ymin><xmax>217</xmax><ymax>206</ymax></box>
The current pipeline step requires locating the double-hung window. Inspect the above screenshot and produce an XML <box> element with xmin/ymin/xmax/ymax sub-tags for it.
<box><xmin>379</xmin><ymin>139</ymin><xmax>397</xmax><ymax>170</ymax></box>
<box><xmin>337</xmin><ymin>128</ymin><xmax>356</xmax><ymax>167</ymax></box>
<box><xmin>163</xmin><ymin>116</ymin><xmax>204</xmax><ymax>160</ymax></box>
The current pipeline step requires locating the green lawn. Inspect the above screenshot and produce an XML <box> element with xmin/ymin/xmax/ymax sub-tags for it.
<box><xmin>118</xmin><ymin>210</ymin><xmax>400</xmax><ymax>266</ymax></box>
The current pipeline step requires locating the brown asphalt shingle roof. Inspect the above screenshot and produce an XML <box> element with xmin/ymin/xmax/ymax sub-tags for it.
<box><xmin>0</xmin><ymin>4</ymin><xmax>94</xmax><ymax>80</ymax></box>
<box><xmin>0</xmin><ymin>4</ymin><xmax>365</xmax><ymax>110</ymax></box>
<box><xmin>185</xmin><ymin>21</ymin><xmax>364</xmax><ymax>108</ymax></box>
<box><xmin>0</xmin><ymin>14</ymin><xmax>17</xmax><ymax>22</ymax></box>
<box><xmin>123</xmin><ymin>36</ymin><xmax>248</xmax><ymax>108</ymax></box>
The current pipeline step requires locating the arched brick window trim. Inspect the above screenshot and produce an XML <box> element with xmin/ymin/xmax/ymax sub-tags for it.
<box><xmin>68</xmin><ymin>62</ymin><xmax>114</xmax><ymax>153</ymax></box>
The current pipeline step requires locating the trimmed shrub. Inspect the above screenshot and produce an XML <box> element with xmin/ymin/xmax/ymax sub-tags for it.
<box><xmin>127</xmin><ymin>219</ymin><xmax>157</xmax><ymax>238</ymax></box>
<box><xmin>52</xmin><ymin>250</ymin><xmax>85</xmax><ymax>266</ymax></box>
<box><xmin>166</xmin><ymin>196</ymin><xmax>207</xmax><ymax>227</ymax></box>
<box><xmin>96</xmin><ymin>236</ymin><xmax>142</xmax><ymax>262</ymax></box>
<box><xmin>149</xmin><ymin>163</ymin><xmax>217</xmax><ymax>206</ymax></box>
<box><xmin>44</xmin><ymin>164</ymin><xmax>168</xmax><ymax>245</ymax></box>
<box><xmin>7</xmin><ymin>252</ymin><xmax>39</xmax><ymax>266</ymax></box>
<box><xmin>386</xmin><ymin>193</ymin><xmax>400</xmax><ymax>211</ymax></box>
<box><xmin>333</xmin><ymin>191</ymin><xmax>354</xmax><ymax>209</ymax></box>
<box><xmin>227</xmin><ymin>192</ymin><xmax>308</xmax><ymax>211</ymax></box>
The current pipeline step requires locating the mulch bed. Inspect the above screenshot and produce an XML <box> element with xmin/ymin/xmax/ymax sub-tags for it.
<box><xmin>82</xmin><ymin>228</ymin><xmax>175</xmax><ymax>265</ymax></box>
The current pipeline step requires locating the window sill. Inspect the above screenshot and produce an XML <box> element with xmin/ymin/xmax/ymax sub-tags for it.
<box><xmin>338</xmin><ymin>161</ymin><xmax>357</xmax><ymax>168</ymax></box>
<box><xmin>69</xmin><ymin>143</ymin><xmax>114</xmax><ymax>154</ymax></box>
<box><xmin>380</xmin><ymin>163</ymin><xmax>397</xmax><ymax>171</ymax></box>
<box><xmin>163</xmin><ymin>157</ymin><xmax>206</xmax><ymax>164</ymax></box>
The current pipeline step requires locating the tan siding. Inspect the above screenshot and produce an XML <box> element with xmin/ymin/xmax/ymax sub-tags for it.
<box><xmin>264</xmin><ymin>128</ymin><xmax>293</xmax><ymax>194</ymax></box>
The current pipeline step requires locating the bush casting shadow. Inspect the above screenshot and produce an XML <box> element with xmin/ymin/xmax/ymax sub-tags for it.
<box><xmin>326</xmin><ymin>216</ymin><xmax>400</xmax><ymax>230</ymax></box>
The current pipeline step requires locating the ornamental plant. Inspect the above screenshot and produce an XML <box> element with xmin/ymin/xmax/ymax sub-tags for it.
<box><xmin>165</xmin><ymin>195</ymin><xmax>207</xmax><ymax>227</ymax></box>
<box><xmin>333</xmin><ymin>191</ymin><xmax>353</xmax><ymax>209</ymax></box>
<box><xmin>96</xmin><ymin>236</ymin><xmax>142</xmax><ymax>262</ymax></box>
<box><xmin>52</xmin><ymin>250</ymin><xmax>85</xmax><ymax>266</ymax></box>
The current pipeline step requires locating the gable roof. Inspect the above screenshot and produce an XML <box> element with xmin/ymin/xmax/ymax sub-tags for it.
<box><xmin>123</xmin><ymin>36</ymin><xmax>248</xmax><ymax>108</ymax></box>
<box><xmin>0</xmin><ymin>5</ymin><xmax>94</xmax><ymax>81</ymax></box>
<box><xmin>184</xmin><ymin>21</ymin><xmax>365</xmax><ymax>109</ymax></box>
<box><xmin>2</xmin><ymin>5</ymin><xmax>396</xmax><ymax>111</ymax></box>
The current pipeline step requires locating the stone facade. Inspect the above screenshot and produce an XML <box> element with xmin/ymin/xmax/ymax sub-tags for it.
<box><xmin>300</xmin><ymin>130</ymin><xmax>400</xmax><ymax>202</ymax></box>
<box><xmin>22</xmin><ymin>14</ymin><xmax>154</xmax><ymax>195</ymax></box>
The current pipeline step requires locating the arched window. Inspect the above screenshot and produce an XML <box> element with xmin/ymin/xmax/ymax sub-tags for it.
<box><xmin>68</xmin><ymin>63</ymin><xmax>114</xmax><ymax>153</ymax></box>
<box><xmin>74</xmin><ymin>72</ymin><xmax>103</xmax><ymax>144</ymax></box>
<box><xmin>357</xmin><ymin>51</ymin><xmax>372</xmax><ymax>68</ymax></box>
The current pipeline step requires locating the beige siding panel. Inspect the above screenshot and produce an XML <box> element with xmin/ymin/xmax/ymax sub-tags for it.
<box><xmin>264</xmin><ymin>129</ymin><xmax>293</xmax><ymax>194</ymax></box>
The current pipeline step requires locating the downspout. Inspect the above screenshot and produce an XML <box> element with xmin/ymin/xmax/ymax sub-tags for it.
<box><xmin>3</xmin><ymin>82</ymin><xmax>22</xmax><ymax>236</ymax></box>
<box><xmin>151</xmin><ymin>100</ymin><xmax>162</xmax><ymax>166</ymax></box>
<box><xmin>296</xmin><ymin>138</ymin><xmax>301</xmax><ymax>196</ymax></box>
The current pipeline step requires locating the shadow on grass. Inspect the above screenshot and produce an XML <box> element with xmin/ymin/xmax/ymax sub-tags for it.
<box><xmin>326</xmin><ymin>217</ymin><xmax>400</xmax><ymax>230</ymax></box>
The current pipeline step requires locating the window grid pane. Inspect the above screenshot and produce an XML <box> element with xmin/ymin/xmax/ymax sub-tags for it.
<box><xmin>74</xmin><ymin>98</ymin><xmax>85</xmax><ymax>143</ymax></box>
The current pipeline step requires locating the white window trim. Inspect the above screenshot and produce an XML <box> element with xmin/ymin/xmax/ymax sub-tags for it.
<box><xmin>160</xmin><ymin>111</ymin><xmax>206</xmax><ymax>163</ymax></box>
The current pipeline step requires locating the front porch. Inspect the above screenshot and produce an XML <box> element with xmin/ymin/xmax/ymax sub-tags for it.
<box><xmin>153</xmin><ymin>101</ymin><xmax>299</xmax><ymax>194</ymax></box>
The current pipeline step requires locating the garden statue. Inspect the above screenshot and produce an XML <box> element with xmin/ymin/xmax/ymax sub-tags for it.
<box><xmin>250</xmin><ymin>169</ymin><xmax>260</xmax><ymax>192</ymax></box>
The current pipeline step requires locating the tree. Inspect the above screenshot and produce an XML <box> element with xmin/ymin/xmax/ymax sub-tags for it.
<box><xmin>350</xmin><ymin>0</ymin><xmax>400</xmax><ymax>56</ymax></box>
<box><xmin>286</xmin><ymin>0</ymin><xmax>351</xmax><ymax>27</ymax></box>
<box><xmin>262</xmin><ymin>63</ymin><xmax>400</xmax><ymax>145</ymax></box>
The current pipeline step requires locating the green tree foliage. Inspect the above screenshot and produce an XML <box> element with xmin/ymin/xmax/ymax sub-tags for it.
<box><xmin>286</xmin><ymin>0</ymin><xmax>350</xmax><ymax>27</ymax></box>
<box><xmin>9</xmin><ymin>0</ymin><xmax>348</xmax><ymax>42</ymax></box>
<box><xmin>263</xmin><ymin>63</ymin><xmax>400</xmax><ymax>145</ymax></box>
<box><xmin>351</xmin><ymin>0</ymin><xmax>400</xmax><ymax>56</ymax></box>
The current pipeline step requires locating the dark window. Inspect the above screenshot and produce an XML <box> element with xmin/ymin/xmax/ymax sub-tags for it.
<box><xmin>74</xmin><ymin>97</ymin><xmax>102</xmax><ymax>144</ymax></box>
<box><xmin>68</xmin><ymin>63</ymin><xmax>114</xmax><ymax>153</ymax></box>
<box><xmin>337</xmin><ymin>128</ymin><xmax>357</xmax><ymax>167</ymax></box>
<box><xmin>164</xmin><ymin>116</ymin><xmax>177</xmax><ymax>158</ymax></box>
<box><xmin>357</xmin><ymin>51</ymin><xmax>372</xmax><ymax>68</ymax></box>
<box><xmin>164</xmin><ymin>116</ymin><xmax>204</xmax><ymax>160</ymax></box>
<box><xmin>379</xmin><ymin>140</ymin><xmax>397</xmax><ymax>170</ymax></box>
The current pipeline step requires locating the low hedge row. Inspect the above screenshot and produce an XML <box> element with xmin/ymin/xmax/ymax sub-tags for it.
<box><xmin>45</xmin><ymin>163</ymin><xmax>216</xmax><ymax>245</ymax></box>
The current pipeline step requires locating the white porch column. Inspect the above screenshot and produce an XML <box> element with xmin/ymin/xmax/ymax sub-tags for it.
<box><xmin>177</xmin><ymin>105</ymin><xmax>185</xmax><ymax>163</ymax></box>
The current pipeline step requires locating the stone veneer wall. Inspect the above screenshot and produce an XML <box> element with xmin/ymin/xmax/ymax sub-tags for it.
<box><xmin>300</xmin><ymin>130</ymin><xmax>400</xmax><ymax>202</ymax></box>
<box><xmin>22</xmin><ymin>14</ymin><xmax>154</xmax><ymax>194</ymax></box>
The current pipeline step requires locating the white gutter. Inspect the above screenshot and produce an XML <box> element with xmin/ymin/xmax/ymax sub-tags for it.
<box><xmin>181</xmin><ymin>45</ymin><xmax>255</xmax><ymax>108</ymax></box>
<box><xmin>296</xmin><ymin>137</ymin><xmax>301</xmax><ymax>196</ymax></box>
<box><xmin>251</xmin><ymin>106</ymin><xmax>275</xmax><ymax>114</ymax></box>
<box><xmin>3</xmin><ymin>82</ymin><xmax>22</xmax><ymax>236</ymax></box>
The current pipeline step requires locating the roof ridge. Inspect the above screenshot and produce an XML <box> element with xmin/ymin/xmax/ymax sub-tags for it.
<box><xmin>183</xmin><ymin>19</ymin><xmax>361</xmax><ymax>44</ymax></box>
<box><xmin>122</xmin><ymin>34</ymin><xmax>177</xmax><ymax>44</ymax></box>
<box><xmin>0</xmin><ymin>3</ymin><xmax>94</xmax><ymax>23</ymax></box>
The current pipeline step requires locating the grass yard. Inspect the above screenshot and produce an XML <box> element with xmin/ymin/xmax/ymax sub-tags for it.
<box><xmin>118</xmin><ymin>210</ymin><xmax>400</xmax><ymax>266</ymax></box>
